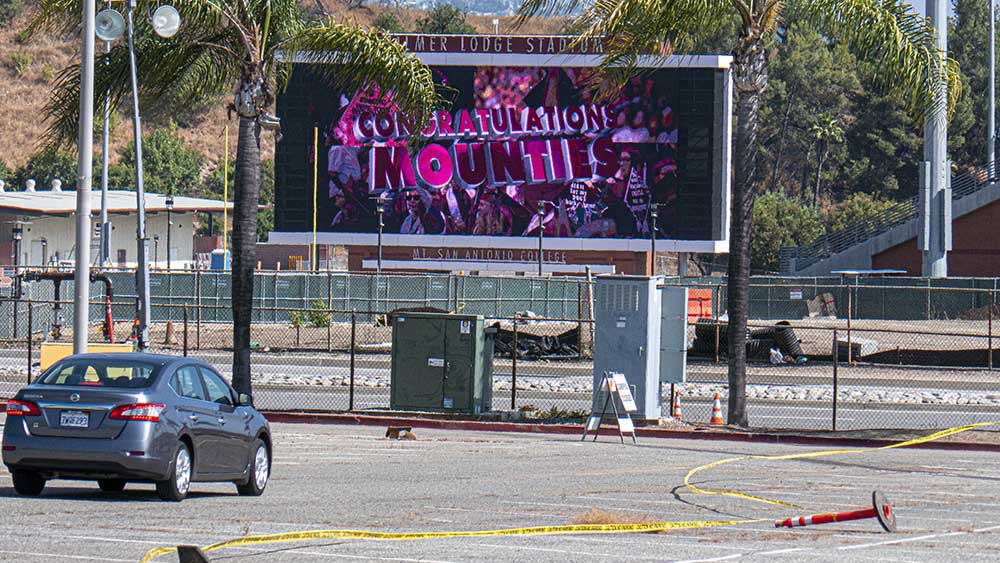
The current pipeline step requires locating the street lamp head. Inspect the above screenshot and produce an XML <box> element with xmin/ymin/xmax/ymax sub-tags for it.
<box><xmin>650</xmin><ymin>203</ymin><xmax>659</xmax><ymax>219</ymax></box>
<box><xmin>165</xmin><ymin>195</ymin><xmax>174</xmax><ymax>210</ymax></box>
<box><xmin>151</xmin><ymin>5</ymin><xmax>181</xmax><ymax>38</ymax></box>
<box><xmin>95</xmin><ymin>8</ymin><xmax>125</xmax><ymax>41</ymax></box>
<box><xmin>12</xmin><ymin>226</ymin><xmax>22</xmax><ymax>241</ymax></box>
<box><xmin>375</xmin><ymin>194</ymin><xmax>389</xmax><ymax>214</ymax></box>
<box><xmin>537</xmin><ymin>200</ymin><xmax>546</xmax><ymax>216</ymax></box>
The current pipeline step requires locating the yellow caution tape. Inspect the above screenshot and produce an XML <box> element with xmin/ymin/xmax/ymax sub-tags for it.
<box><xmin>683</xmin><ymin>421</ymin><xmax>1000</xmax><ymax>508</ymax></box>
<box><xmin>138</xmin><ymin>519</ymin><xmax>766</xmax><ymax>562</ymax></box>
<box><xmin>139</xmin><ymin>421</ymin><xmax>1000</xmax><ymax>562</ymax></box>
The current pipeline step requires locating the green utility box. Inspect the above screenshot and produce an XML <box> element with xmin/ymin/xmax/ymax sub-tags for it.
<box><xmin>390</xmin><ymin>312</ymin><xmax>495</xmax><ymax>413</ymax></box>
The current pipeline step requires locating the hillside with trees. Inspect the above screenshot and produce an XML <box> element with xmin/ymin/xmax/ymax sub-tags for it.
<box><xmin>0</xmin><ymin>0</ymin><xmax>995</xmax><ymax>260</ymax></box>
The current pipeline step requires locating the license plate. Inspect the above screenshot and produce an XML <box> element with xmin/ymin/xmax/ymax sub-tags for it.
<box><xmin>60</xmin><ymin>410</ymin><xmax>89</xmax><ymax>428</ymax></box>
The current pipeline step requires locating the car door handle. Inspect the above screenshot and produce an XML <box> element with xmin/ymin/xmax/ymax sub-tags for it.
<box><xmin>189</xmin><ymin>414</ymin><xmax>199</xmax><ymax>422</ymax></box>
<box><xmin>217</xmin><ymin>417</ymin><xmax>226</xmax><ymax>425</ymax></box>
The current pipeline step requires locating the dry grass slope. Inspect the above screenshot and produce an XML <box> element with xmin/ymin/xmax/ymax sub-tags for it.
<box><xmin>0</xmin><ymin>1</ymin><xmax>564</xmax><ymax>171</ymax></box>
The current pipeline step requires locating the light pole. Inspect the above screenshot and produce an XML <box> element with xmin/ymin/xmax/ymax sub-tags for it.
<box><xmin>165</xmin><ymin>194</ymin><xmax>174</xmax><ymax>271</ymax></box>
<box><xmin>375</xmin><ymin>195</ymin><xmax>388</xmax><ymax>274</ymax></box>
<box><xmin>990</xmin><ymin>0</ymin><xmax>996</xmax><ymax>171</ymax></box>
<box><xmin>12</xmin><ymin>223</ymin><xmax>22</xmax><ymax>339</ymax></box>
<box><xmin>921</xmin><ymin>0</ymin><xmax>950</xmax><ymax>278</ymax></box>
<box><xmin>73</xmin><ymin>0</ymin><xmax>96</xmax><ymax>354</ymax></box>
<box><xmin>649</xmin><ymin>203</ymin><xmax>658</xmax><ymax>275</ymax></box>
<box><xmin>536</xmin><ymin>201</ymin><xmax>548</xmax><ymax>276</ymax></box>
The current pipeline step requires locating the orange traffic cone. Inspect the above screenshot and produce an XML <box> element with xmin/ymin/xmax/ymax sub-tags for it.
<box><xmin>672</xmin><ymin>391</ymin><xmax>682</xmax><ymax>420</ymax></box>
<box><xmin>710</xmin><ymin>393</ymin><xmax>725</xmax><ymax>425</ymax></box>
<box><xmin>128</xmin><ymin>317</ymin><xmax>139</xmax><ymax>342</ymax></box>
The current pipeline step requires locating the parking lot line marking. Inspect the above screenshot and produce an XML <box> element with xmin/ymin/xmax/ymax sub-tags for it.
<box><xmin>757</xmin><ymin>548</ymin><xmax>808</xmax><ymax>555</ymax></box>
<box><xmin>836</xmin><ymin>532</ymin><xmax>960</xmax><ymax>550</ymax></box>
<box><xmin>467</xmin><ymin>541</ymin><xmax>666</xmax><ymax>560</ymax></box>
<box><xmin>0</xmin><ymin>549</ymin><xmax>132</xmax><ymax>562</ymax></box>
<box><xmin>666</xmin><ymin>553</ymin><xmax>744</xmax><ymax>563</ymax></box>
<box><xmin>972</xmin><ymin>525</ymin><xmax>1000</xmax><ymax>533</ymax></box>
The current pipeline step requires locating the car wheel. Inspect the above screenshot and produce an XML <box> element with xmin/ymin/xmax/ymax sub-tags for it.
<box><xmin>97</xmin><ymin>479</ymin><xmax>126</xmax><ymax>492</ymax></box>
<box><xmin>236</xmin><ymin>438</ymin><xmax>269</xmax><ymax>496</ymax></box>
<box><xmin>156</xmin><ymin>442</ymin><xmax>192</xmax><ymax>501</ymax></box>
<box><xmin>11</xmin><ymin>470</ymin><xmax>45</xmax><ymax>496</ymax></box>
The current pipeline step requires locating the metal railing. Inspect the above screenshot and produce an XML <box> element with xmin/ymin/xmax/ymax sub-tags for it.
<box><xmin>785</xmin><ymin>160</ymin><xmax>998</xmax><ymax>272</ymax></box>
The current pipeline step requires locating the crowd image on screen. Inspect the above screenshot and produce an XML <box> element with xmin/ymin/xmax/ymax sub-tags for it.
<box><xmin>305</xmin><ymin>66</ymin><xmax>681</xmax><ymax>239</ymax></box>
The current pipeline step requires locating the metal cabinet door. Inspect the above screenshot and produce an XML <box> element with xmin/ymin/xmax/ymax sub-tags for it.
<box><xmin>443</xmin><ymin>318</ymin><xmax>475</xmax><ymax>411</ymax></box>
<box><xmin>391</xmin><ymin>315</ymin><xmax>446</xmax><ymax>410</ymax></box>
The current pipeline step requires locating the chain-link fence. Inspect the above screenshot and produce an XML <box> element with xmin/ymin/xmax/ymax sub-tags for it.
<box><xmin>4</xmin><ymin>275</ymin><xmax>1000</xmax><ymax>431</ymax></box>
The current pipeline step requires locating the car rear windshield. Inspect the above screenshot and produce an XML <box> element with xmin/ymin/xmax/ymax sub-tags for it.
<box><xmin>39</xmin><ymin>360</ymin><xmax>159</xmax><ymax>388</ymax></box>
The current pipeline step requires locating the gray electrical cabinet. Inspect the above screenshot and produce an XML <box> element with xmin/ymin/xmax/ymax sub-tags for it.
<box><xmin>593</xmin><ymin>276</ymin><xmax>663</xmax><ymax>420</ymax></box>
<box><xmin>659</xmin><ymin>286</ymin><xmax>689</xmax><ymax>383</ymax></box>
<box><xmin>390</xmin><ymin>312</ymin><xmax>494</xmax><ymax>413</ymax></box>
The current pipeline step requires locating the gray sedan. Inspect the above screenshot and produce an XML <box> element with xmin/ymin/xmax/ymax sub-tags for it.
<box><xmin>2</xmin><ymin>353</ymin><xmax>271</xmax><ymax>501</ymax></box>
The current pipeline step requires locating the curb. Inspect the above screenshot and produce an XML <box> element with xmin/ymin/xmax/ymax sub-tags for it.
<box><xmin>261</xmin><ymin>411</ymin><xmax>1000</xmax><ymax>452</ymax></box>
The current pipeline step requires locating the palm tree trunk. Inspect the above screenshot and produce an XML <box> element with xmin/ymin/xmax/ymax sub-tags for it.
<box><xmin>231</xmin><ymin>114</ymin><xmax>262</xmax><ymax>397</ymax></box>
<box><xmin>727</xmin><ymin>38</ymin><xmax>768</xmax><ymax>428</ymax></box>
<box><xmin>814</xmin><ymin>146</ymin><xmax>827</xmax><ymax>207</ymax></box>
<box><xmin>768</xmin><ymin>93</ymin><xmax>794</xmax><ymax>193</ymax></box>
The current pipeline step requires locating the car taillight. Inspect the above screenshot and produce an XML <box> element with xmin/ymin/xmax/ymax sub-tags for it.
<box><xmin>7</xmin><ymin>399</ymin><xmax>41</xmax><ymax>416</ymax></box>
<box><xmin>109</xmin><ymin>403</ymin><xmax>165</xmax><ymax>422</ymax></box>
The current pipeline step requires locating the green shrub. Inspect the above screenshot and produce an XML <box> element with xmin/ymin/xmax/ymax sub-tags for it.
<box><xmin>308</xmin><ymin>300</ymin><xmax>330</xmax><ymax>328</ymax></box>
<box><xmin>0</xmin><ymin>0</ymin><xmax>23</xmax><ymax>28</ymax></box>
<box><xmin>289</xmin><ymin>310</ymin><xmax>306</xmax><ymax>328</ymax></box>
<box><xmin>372</xmin><ymin>12</ymin><xmax>404</xmax><ymax>32</ymax></box>
<box><xmin>751</xmin><ymin>192</ymin><xmax>825</xmax><ymax>273</ymax></box>
<box><xmin>40</xmin><ymin>63</ymin><xmax>55</xmax><ymax>83</ymax></box>
<box><xmin>10</xmin><ymin>51</ymin><xmax>32</xmax><ymax>76</ymax></box>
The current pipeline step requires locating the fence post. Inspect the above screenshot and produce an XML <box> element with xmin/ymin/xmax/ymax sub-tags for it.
<box><xmin>577</xmin><ymin>280</ymin><xmax>583</xmax><ymax>357</ymax></box>
<box><xmin>990</xmin><ymin>290</ymin><xmax>995</xmax><ymax>371</ymax></box>
<box><xmin>511</xmin><ymin>317</ymin><xmax>518</xmax><ymax>411</ymax></box>
<box><xmin>26</xmin><ymin>302</ymin><xmax>32</xmax><ymax>384</ymax></box>
<box><xmin>349</xmin><ymin>312</ymin><xmax>356</xmax><ymax>412</ymax></box>
<box><xmin>832</xmin><ymin>328</ymin><xmax>839</xmax><ymax>432</ymax></box>
<box><xmin>195</xmin><ymin>268</ymin><xmax>202</xmax><ymax>350</ymax></box>
<box><xmin>182</xmin><ymin>304</ymin><xmax>189</xmax><ymax>357</ymax></box>
<box><xmin>846</xmin><ymin>286</ymin><xmax>853</xmax><ymax>365</ymax></box>
<box><xmin>327</xmin><ymin>271</ymin><xmax>333</xmax><ymax>353</ymax></box>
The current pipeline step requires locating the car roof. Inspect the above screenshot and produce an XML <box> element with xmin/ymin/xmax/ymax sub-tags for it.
<box><xmin>56</xmin><ymin>353</ymin><xmax>202</xmax><ymax>367</ymax></box>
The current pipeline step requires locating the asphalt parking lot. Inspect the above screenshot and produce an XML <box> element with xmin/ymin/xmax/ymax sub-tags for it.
<box><xmin>4</xmin><ymin>413</ymin><xmax>1000</xmax><ymax>562</ymax></box>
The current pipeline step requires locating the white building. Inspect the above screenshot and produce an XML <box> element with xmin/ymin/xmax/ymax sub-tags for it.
<box><xmin>0</xmin><ymin>185</ymin><xmax>232</xmax><ymax>268</ymax></box>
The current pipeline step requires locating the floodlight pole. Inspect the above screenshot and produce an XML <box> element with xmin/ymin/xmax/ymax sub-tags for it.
<box><xmin>375</xmin><ymin>196</ymin><xmax>386</xmax><ymax>274</ymax></box>
<box><xmin>73</xmin><ymin>0</ymin><xmax>96</xmax><ymax>354</ymax></box>
<box><xmin>99</xmin><ymin>0</ymin><xmax>112</xmax><ymax>267</ymax></box>
<box><xmin>921</xmin><ymin>0</ymin><xmax>950</xmax><ymax>278</ymax></box>
<box><xmin>537</xmin><ymin>201</ymin><xmax>546</xmax><ymax>276</ymax></box>
<box><xmin>649</xmin><ymin>204</ymin><xmax>658</xmax><ymax>275</ymax></box>
<box><xmin>990</xmin><ymin>0</ymin><xmax>996</xmax><ymax>169</ymax></box>
<box><xmin>126</xmin><ymin>0</ymin><xmax>151</xmax><ymax>350</ymax></box>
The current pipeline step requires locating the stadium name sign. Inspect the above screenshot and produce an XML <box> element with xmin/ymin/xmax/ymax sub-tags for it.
<box><xmin>394</xmin><ymin>34</ymin><xmax>606</xmax><ymax>55</ymax></box>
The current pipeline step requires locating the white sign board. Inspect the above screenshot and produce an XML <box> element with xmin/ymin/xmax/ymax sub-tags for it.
<box><xmin>612</xmin><ymin>373</ymin><xmax>638</xmax><ymax>413</ymax></box>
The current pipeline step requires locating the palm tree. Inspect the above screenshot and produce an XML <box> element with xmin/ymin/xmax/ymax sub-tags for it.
<box><xmin>809</xmin><ymin>112</ymin><xmax>845</xmax><ymax>207</ymax></box>
<box><xmin>31</xmin><ymin>0</ymin><xmax>440</xmax><ymax>398</ymax></box>
<box><xmin>519</xmin><ymin>0</ymin><xmax>960</xmax><ymax>426</ymax></box>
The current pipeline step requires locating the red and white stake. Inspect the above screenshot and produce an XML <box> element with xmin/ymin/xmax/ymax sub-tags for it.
<box><xmin>775</xmin><ymin>491</ymin><xmax>896</xmax><ymax>533</ymax></box>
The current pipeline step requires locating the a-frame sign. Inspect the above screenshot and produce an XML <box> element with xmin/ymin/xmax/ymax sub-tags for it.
<box><xmin>582</xmin><ymin>371</ymin><xmax>638</xmax><ymax>443</ymax></box>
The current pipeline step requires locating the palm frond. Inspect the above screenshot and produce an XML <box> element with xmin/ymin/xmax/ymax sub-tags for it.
<box><xmin>42</xmin><ymin>28</ymin><xmax>240</xmax><ymax>146</ymax></box>
<box><xmin>281</xmin><ymin>21</ymin><xmax>442</xmax><ymax>127</ymax></box>
<box><xmin>796</xmin><ymin>0</ymin><xmax>961</xmax><ymax>121</ymax></box>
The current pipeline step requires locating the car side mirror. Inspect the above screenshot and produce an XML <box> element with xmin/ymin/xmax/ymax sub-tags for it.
<box><xmin>238</xmin><ymin>393</ymin><xmax>252</xmax><ymax>406</ymax></box>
